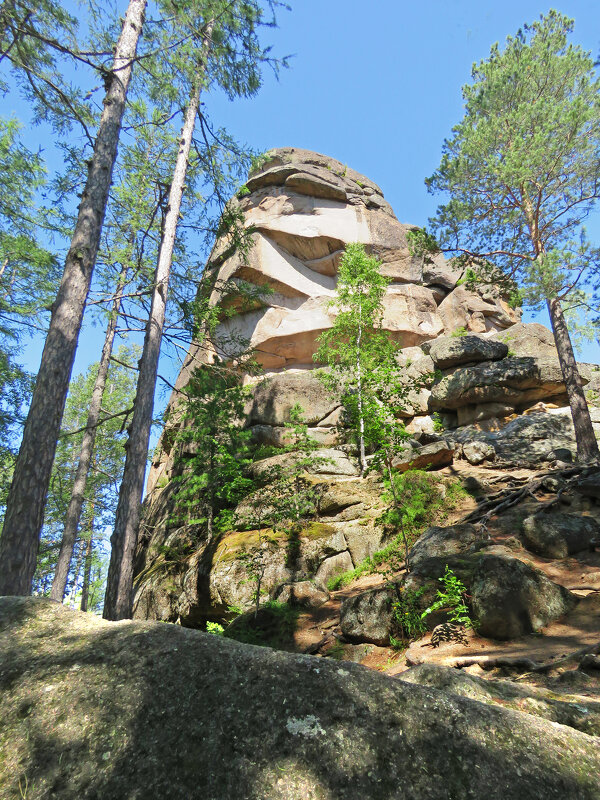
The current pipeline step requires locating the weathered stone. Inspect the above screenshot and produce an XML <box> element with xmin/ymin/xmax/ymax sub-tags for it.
<box><xmin>462</xmin><ymin>440</ymin><xmax>496</xmax><ymax>465</ymax></box>
<box><xmin>429</xmin><ymin>357</ymin><xmax>568</xmax><ymax>410</ymax></box>
<box><xmin>521</xmin><ymin>513</ymin><xmax>600</xmax><ymax>558</ymax></box>
<box><xmin>247</xmin><ymin>371</ymin><xmax>339</xmax><ymax>426</ymax></box>
<box><xmin>274</xmin><ymin>580</ymin><xmax>329</xmax><ymax>608</ymax></box>
<box><xmin>575</xmin><ymin>472</ymin><xmax>600</xmax><ymax>500</ymax></box>
<box><xmin>391</xmin><ymin>440</ymin><xmax>454</xmax><ymax>472</ymax></box>
<box><xmin>490</xmin><ymin>322</ymin><xmax>558</xmax><ymax>359</ymax></box>
<box><xmin>448</xmin><ymin>412</ymin><xmax>584</xmax><ymax>467</ymax></box>
<box><xmin>428</xmin><ymin>334</ymin><xmax>508</xmax><ymax>370</ymax></box>
<box><xmin>4</xmin><ymin>598</ymin><xmax>600</xmax><ymax>800</ymax></box>
<box><xmin>456</xmin><ymin>402</ymin><xmax>515</xmax><ymax>427</ymax></box>
<box><xmin>422</xmin><ymin>253</ymin><xmax>464</xmax><ymax>290</ymax></box>
<box><xmin>340</xmin><ymin>584</ymin><xmax>397</xmax><ymax>645</ymax></box>
<box><xmin>470</xmin><ymin>554</ymin><xmax>576</xmax><ymax>639</ymax></box>
<box><xmin>314</xmin><ymin>550</ymin><xmax>354</xmax><ymax>589</ymax></box>
<box><xmin>437</xmin><ymin>285</ymin><xmax>519</xmax><ymax>334</ymax></box>
<box><xmin>409</xmin><ymin>523</ymin><xmax>485</xmax><ymax>569</ymax></box>
<box><xmin>250</xmin><ymin>424</ymin><xmax>340</xmax><ymax>448</ymax></box>
<box><xmin>401</xmin><ymin>663</ymin><xmax>600</xmax><ymax>737</ymax></box>
<box><xmin>405</xmin><ymin>415</ymin><xmax>437</xmax><ymax>437</ymax></box>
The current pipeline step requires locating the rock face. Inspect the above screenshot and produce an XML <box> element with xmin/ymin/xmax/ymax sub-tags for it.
<box><xmin>137</xmin><ymin>147</ymin><xmax>599</xmax><ymax>631</ymax></box>
<box><xmin>4</xmin><ymin>598</ymin><xmax>599</xmax><ymax>800</ymax></box>
<box><xmin>211</xmin><ymin>147</ymin><xmax>518</xmax><ymax>373</ymax></box>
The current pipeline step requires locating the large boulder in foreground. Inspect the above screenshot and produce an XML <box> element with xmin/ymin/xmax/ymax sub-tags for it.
<box><xmin>2</xmin><ymin>598</ymin><xmax>599</xmax><ymax>799</ymax></box>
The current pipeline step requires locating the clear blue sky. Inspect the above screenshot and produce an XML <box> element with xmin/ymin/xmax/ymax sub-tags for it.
<box><xmin>12</xmin><ymin>0</ymin><xmax>600</xmax><ymax>403</ymax></box>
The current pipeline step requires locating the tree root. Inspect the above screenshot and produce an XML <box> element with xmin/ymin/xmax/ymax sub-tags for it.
<box><xmin>464</xmin><ymin>465</ymin><xmax>600</xmax><ymax>529</ymax></box>
<box><xmin>447</xmin><ymin>641</ymin><xmax>600</xmax><ymax>674</ymax></box>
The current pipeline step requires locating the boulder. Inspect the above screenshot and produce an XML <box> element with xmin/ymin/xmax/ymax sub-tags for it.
<box><xmin>429</xmin><ymin>356</ymin><xmax>567</xmax><ymax>410</ymax></box>
<box><xmin>339</xmin><ymin>584</ymin><xmax>397</xmax><ymax>645</ymax></box>
<box><xmin>409</xmin><ymin>524</ymin><xmax>486</xmax><ymax>569</ymax></box>
<box><xmin>437</xmin><ymin>285</ymin><xmax>519</xmax><ymax>333</ymax></box>
<box><xmin>521</xmin><ymin>513</ymin><xmax>600</xmax><ymax>558</ymax></box>
<box><xmin>408</xmin><ymin>551</ymin><xmax>576</xmax><ymax>640</ymax></box>
<box><xmin>490</xmin><ymin>322</ymin><xmax>558</xmax><ymax>359</ymax></box>
<box><xmin>401</xmin><ymin>663</ymin><xmax>600</xmax><ymax>737</ymax></box>
<box><xmin>462</xmin><ymin>440</ymin><xmax>496</xmax><ymax>465</ymax></box>
<box><xmin>449</xmin><ymin>412</ymin><xmax>583</xmax><ymax>467</ymax></box>
<box><xmin>3</xmin><ymin>598</ymin><xmax>600</xmax><ymax>800</ymax></box>
<box><xmin>391</xmin><ymin>440</ymin><xmax>454</xmax><ymax>472</ymax></box>
<box><xmin>274</xmin><ymin>580</ymin><xmax>329</xmax><ymax>608</ymax></box>
<box><xmin>428</xmin><ymin>334</ymin><xmax>508</xmax><ymax>370</ymax></box>
<box><xmin>251</xmin><ymin>448</ymin><xmax>359</xmax><ymax>479</ymax></box>
<box><xmin>456</xmin><ymin>402</ymin><xmax>515</xmax><ymax>427</ymax></box>
<box><xmin>314</xmin><ymin>550</ymin><xmax>354</xmax><ymax>589</ymax></box>
<box><xmin>575</xmin><ymin>471</ymin><xmax>600</xmax><ymax>500</ymax></box>
<box><xmin>250</xmin><ymin>424</ymin><xmax>340</xmax><ymax>448</ymax></box>
<box><xmin>247</xmin><ymin>371</ymin><xmax>339</xmax><ymax>427</ymax></box>
<box><xmin>470</xmin><ymin>553</ymin><xmax>576</xmax><ymax>639</ymax></box>
<box><xmin>422</xmin><ymin>253</ymin><xmax>464</xmax><ymax>290</ymax></box>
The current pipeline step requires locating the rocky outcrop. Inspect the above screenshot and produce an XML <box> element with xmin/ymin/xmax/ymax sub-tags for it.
<box><xmin>401</xmin><ymin>663</ymin><xmax>600</xmax><ymax>737</ymax></box>
<box><xmin>3</xmin><ymin>598</ymin><xmax>599</xmax><ymax>800</ymax></box>
<box><xmin>137</xmin><ymin>148</ymin><xmax>599</xmax><ymax>631</ymax></box>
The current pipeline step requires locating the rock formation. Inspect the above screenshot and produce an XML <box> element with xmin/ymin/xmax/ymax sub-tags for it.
<box><xmin>135</xmin><ymin>147</ymin><xmax>599</xmax><ymax>632</ymax></box>
<box><xmin>2</xmin><ymin>597</ymin><xmax>599</xmax><ymax>799</ymax></box>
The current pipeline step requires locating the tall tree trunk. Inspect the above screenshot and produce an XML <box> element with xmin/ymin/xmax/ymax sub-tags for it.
<box><xmin>68</xmin><ymin>539</ymin><xmax>85</xmax><ymax>605</ymax></box>
<box><xmin>104</xmin><ymin>27</ymin><xmax>213</xmax><ymax>620</ymax></box>
<box><xmin>0</xmin><ymin>0</ymin><xmax>146</xmax><ymax>596</ymax></box>
<box><xmin>80</xmin><ymin>496</ymin><xmax>95</xmax><ymax>613</ymax></box>
<box><xmin>80</xmin><ymin>532</ymin><xmax>93</xmax><ymax>612</ymax></box>
<box><xmin>50</xmin><ymin>265</ymin><xmax>128</xmax><ymax>601</ymax></box>
<box><xmin>356</xmin><ymin>302</ymin><xmax>367</xmax><ymax>476</ymax></box>
<box><xmin>547</xmin><ymin>297</ymin><xmax>600</xmax><ymax>463</ymax></box>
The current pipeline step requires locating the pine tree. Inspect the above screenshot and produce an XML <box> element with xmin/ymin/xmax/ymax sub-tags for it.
<box><xmin>104</xmin><ymin>0</ymin><xmax>288</xmax><ymax>620</ymax></box>
<box><xmin>0</xmin><ymin>0</ymin><xmax>147</xmax><ymax>595</ymax></box>
<box><xmin>410</xmin><ymin>10</ymin><xmax>600</xmax><ymax>462</ymax></box>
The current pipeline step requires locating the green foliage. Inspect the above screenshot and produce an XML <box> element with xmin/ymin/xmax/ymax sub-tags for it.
<box><xmin>392</xmin><ymin>585</ymin><xmax>429</xmax><ymax>643</ymax></box>
<box><xmin>315</xmin><ymin>243</ymin><xmax>413</xmax><ymax>474</ymax></box>
<box><xmin>32</xmin><ymin>345</ymin><xmax>139</xmax><ymax>598</ymax></box>
<box><xmin>328</xmin><ymin>472</ymin><xmax>467</xmax><ymax>589</ymax></box>
<box><xmin>431</xmin><ymin>412</ymin><xmax>444</xmax><ymax>433</ymax></box>
<box><xmin>424</xmin><ymin>11</ymin><xmax>600</xmax><ymax>315</ymax></box>
<box><xmin>450</xmin><ymin>326</ymin><xmax>468</xmax><ymax>338</ymax></box>
<box><xmin>421</xmin><ymin>565</ymin><xmax>476</xmax><ymax>629</ymax></box>
<box><xmin>206</xmin><ymin>621</ymin><xmax>225</xmax><ymax>636</ymax></box>
<box><xmin>223</xmin><ymin>600</ymin><xmax>299</xmax><ymax>649</ymax></box>
<box><xmin>170</xmin><ymin>361</ymin><xmax>255</xmax><ymax>537</ymax></box>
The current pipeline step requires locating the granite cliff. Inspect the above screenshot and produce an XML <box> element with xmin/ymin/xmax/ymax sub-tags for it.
<box><xmin>134</xmin><ymin>148</ymin><xmax>599</xmax><ymax>630</ymax></box>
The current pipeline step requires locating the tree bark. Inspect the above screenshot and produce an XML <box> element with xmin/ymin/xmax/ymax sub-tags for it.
<box><xmin>50</xmin><ymin>265</ymin><xmax>128</xmax><ymax>601</ymax></box>
<box><xmin>80</xmin><ymin>532</ymin><xmax>93</xmax><ymax>612</ymax></box>
<box><xmin>0</xmin><ymin>0</ymin><xmax>146</xmax><ymax>596</ymax></box>
<box><xmin>103</xmin><ymin>27</ymin><xmax>213</xmax><ymax>620</ymax></box>
<box><xmin>547</xmin><ymin>297</ymin><xmax>600</xmax><ymax>463</ymax></box>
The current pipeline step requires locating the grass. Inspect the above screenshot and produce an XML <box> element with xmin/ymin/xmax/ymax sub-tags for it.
<box><xmin>327</xmin><ymin>471</ymin><xmax>468</xmax><ymax>591</ymax></box>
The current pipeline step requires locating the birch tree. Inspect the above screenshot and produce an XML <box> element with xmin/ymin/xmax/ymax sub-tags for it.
<box><xmin>314</xmin><ymin>243</ymin><xmax>398</xmax><ymax>476</ymax></box>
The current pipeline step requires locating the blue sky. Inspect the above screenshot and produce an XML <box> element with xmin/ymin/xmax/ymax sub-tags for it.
<box><xmin>10</xmin><ymin>0</ymin><xmax>600</xmax><ymax>405</ymax></box>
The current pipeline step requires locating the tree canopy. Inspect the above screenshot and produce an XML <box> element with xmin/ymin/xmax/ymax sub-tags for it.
<box><xmin>410</xmin><ymin>10</ymin><xmax>600</xmax><ymax>461</ymax></box>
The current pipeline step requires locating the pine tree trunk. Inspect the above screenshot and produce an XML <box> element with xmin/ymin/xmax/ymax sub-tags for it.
<box><xmin>68</xmin><ymin>539</ymin><xmax>85</xmax><ymax>605</ymax></box>
<box><xmin>50</xmin><ymin>265</ymin><xmax>128</xmax><ymax>601</ymax></box>
<box><xmin>80</xmin><ymin>525</ymin><xmax>94</xmax><ymax>613</ymax></box>
<box><xmin>0</xmin><ymin>0</ymin><xmax>146</xmax><ymax>596</ymax></box>
<box><xmin>103</xmin><ymin>29</ymin><xmax>213</xmax><ymax>620</ymax></box>
<box><xmin>547</xmin><ymin>297</ymin><xmax>600</xmax><ymax>463</ymax></box>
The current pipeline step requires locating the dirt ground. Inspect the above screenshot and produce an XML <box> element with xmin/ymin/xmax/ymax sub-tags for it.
<box><xmin>286</xmin><ymin>463</ymin><xmax>600</xmax><ymax>702</ymax></box>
